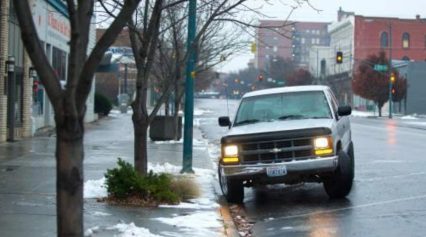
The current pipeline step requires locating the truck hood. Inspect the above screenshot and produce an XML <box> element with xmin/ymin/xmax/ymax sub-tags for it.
<box><xmin>227</xmin><ymin>119</ymin><xmax>334</xmax><ymax>137</ymax></box>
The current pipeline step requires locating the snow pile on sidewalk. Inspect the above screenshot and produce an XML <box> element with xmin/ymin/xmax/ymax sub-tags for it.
<box><xmin>106</xmin><ymin>222</ymin><xmax>162</xmax><ymax>237</ymax></box>
<box><xmin>84</xmin><ymin>177</ymin><xmax>107</xmax><ymax>198</ymax></box>
<box><xmin>153</xmin><ymin>163</ymin><xmax>222</xmax><ymax>236</ymax></box>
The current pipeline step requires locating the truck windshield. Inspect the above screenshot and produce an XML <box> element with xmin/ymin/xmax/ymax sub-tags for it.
<box><xmin>234</xmin><ymin>91</ymin><xmax>332</xmax><ymax>126</ymax></box>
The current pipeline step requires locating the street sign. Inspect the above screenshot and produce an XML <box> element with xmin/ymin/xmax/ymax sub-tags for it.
<box><xmin>374</xmin><ymin>64</ymin><xmax>388</xmax><ymax>72</ymax></box>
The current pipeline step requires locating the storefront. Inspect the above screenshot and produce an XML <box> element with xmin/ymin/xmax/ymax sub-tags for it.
<box><xmin>0</xmin><ymin>0</ymin><xmax>96</xmax><ymax>142</ymax></box>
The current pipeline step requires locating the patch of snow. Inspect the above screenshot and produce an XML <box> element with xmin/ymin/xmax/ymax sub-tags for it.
<box><xmin>281</xmin><ymin>226</ymin><xmax>294</xmax><ymax>230</ymax></box>
<box><xmin>92</xmin><ymin>211</ymin><xmax>111</xmax><ymax>216</ymax></box>
<box><xmin>107</xmin><ymin>222</ymin><xmax>162</xmax><ymax>237</ymax></box>
<box><xmin>193</xmin><ymin>138</ymin><xmax>207</xmax><ymax>146</ymax></box>
<box><xmin>194</xmin><ymin>108</ymin><xmax>213</xmax><ymax>116</ymax></box>
<box><xmin>152</xmin><ymin>139</ymin><xmax>183</xmax><ymax>144</ymax></box>
<box><xmin>351</xmin><ymin>110</ymin><xmax>376</xmax><ymax>117</ymax></box>
<box><xmin>84</xmin><ymin>177</ymin><xmax>107</xmax><ymax>198</ymax></box>
<box><xmin>401</xmin><ymin>115</ymin><xmax>418</xmax><ymax>120</ymax></box>
<box><xmin>194</xmin><ymin>118</ymin><xmax>201</xmax><ymax>127</ymax></box>
<box><xmin>265</xmin><ymin>217</ymin><xmax>275</xmax><ymax>221</ymax></box>
<box><xmin>155</xmin><ymin>211</ymin><xmax>222</xmax><ymax>235</ymax></box>
<box><xmin>84</xmin><ymin>226</ymin><xmax>100</xmax><ymax>237</ymax></box>
<box><xmin>403</xmin><ymin>121</ymin><xmax>426</xmax><ymax>127</ymax></box>
<box><xmin>152</xmin><ymin>161</ymin><xmax>221</xmax><ymax>235</ymax></box>
<box><xmin>207</xmin><ymin>144</ymin><xmax>220</xmax><ymax>159</ymax></box>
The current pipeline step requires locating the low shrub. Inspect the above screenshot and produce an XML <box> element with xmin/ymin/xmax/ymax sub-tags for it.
<box><xmin>170</xmin><ymin>176</ymin><xmax>200</xmax><ymax>200</ymax></box>
<box><xmin>105</xmin><ymin>158</ymin><xmax>199</xmax><ymax>205</ymax></box>
<box><xmin>94</xmin><ymin>92</ymin><xmax>112</xmax><ymax>116</ymax></box>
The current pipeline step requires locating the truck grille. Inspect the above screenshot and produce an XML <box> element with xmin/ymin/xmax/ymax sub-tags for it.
<box><xmin>239</xmin><ymin>138</ymin><xmax>314</xmax><ymax>164</ymax></box>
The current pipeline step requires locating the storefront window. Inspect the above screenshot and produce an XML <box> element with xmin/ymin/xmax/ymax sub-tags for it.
<box><xmin>52</xmin><ymin>47</ymin><xmax>67</xmax><ymax>81</ymax></box>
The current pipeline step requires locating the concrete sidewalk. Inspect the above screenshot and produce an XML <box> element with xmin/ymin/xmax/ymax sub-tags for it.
<box><xmin>0</xmin><ymin>111</ymin><xmax>226</xmax><ymax>237</ymax></box>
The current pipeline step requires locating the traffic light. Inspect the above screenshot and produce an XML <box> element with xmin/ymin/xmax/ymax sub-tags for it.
<box><xmin>251</xmin><ymin>42</ymin><xmax>256</xmax><ymax>53</ymax></box>
<box><xmin>390</xmin><ymin>72</ymin><xmax>396</xmax><ymax>83</ymax></box>
<box><xmin>336</xmin><ymin>51</ymin><xmax>343</xmax><ymax>64</ymax></box>
<box><xmin>391</xmin><ymin>85</ymin><xmax>396</xmax><ymax>101</ymax></box>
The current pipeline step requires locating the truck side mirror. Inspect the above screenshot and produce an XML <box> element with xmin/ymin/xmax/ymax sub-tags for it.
<box><xmin>337</xmin><ymin>106</ymin><xmax>352</xmax><ymax>116</ymax></box>
<box><xmin>218</xmin><ymin>116</ymin><xmax>231</xmax><ymax>127</ymax></box>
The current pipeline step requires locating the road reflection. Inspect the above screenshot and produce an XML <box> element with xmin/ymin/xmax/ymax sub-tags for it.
<box><xmin>386</xmin><ymin>119</ymin><xmax>397</xmax><ymax>145</ymax></box>
<box><xmin>308</xmin><ymin>212</ymin><xmax>338</xmax><ymax>237</ymax></box>
<box><xmin>243</xmin><ymin>184</ymin><xmax>353</xmax><ymax>236</ymax></box>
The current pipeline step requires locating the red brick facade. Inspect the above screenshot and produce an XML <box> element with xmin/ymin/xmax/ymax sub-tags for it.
<box><xmin>354</xmin><ymin>16</ymin><xmax>426</xmax><ymax>63</ymax></box>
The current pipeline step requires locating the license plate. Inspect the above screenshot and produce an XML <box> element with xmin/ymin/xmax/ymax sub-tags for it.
<box><xmin>266</xmin><ymin>166</ymin><xmax>287</xmax><ymax>177</ymax></box>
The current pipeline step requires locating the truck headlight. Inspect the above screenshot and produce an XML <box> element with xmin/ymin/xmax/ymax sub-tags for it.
<box><xmin>314</xmin><ymin>136</ymin><xmax>333</xmax><ymax>156</ymax></box>
<box><xmin>222</xmin><ymin>145</ymin><xmax>239</xmax><ymax>163</ymax></box>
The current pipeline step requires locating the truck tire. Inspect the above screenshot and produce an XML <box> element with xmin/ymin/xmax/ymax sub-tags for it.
<box><xmin>218</xmin><ymin>166</ymin><xmax>244</xmax><ymax>203</ymax></box>
<box><xmin>323</xmin><ymin>150</ymin><xmax>354</xmax><ymax>198</ymax></box>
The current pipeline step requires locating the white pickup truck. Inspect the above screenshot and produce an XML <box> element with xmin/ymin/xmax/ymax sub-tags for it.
<box><xmin>218</xmin><ymin>85</ymin><xmax>354</xmax><ymax>203</ymax></box>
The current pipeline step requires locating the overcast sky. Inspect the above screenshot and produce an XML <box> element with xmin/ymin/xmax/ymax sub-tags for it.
<box><xmin>217</xmin><ymin>0</ymin><xmax>426</xmax><ymax>73</ymax></box>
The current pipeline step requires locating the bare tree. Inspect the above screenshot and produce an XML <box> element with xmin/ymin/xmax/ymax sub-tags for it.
<box><xmin>13</xmin><ymin>1</ymin><xmax>141</xmax><ymax>235</ymax></box>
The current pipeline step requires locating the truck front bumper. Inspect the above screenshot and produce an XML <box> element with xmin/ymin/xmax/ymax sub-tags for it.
<box><xmin>220</xmin><ymin>156</ymin><xmax>338</xmax><ymax>178</ymax></box>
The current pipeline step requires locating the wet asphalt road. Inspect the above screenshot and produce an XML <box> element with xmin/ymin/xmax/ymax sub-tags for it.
<box><xmin>195</xmin><ymin>98</ymin><xmax>426</xmax><ymax>237</ymax></box>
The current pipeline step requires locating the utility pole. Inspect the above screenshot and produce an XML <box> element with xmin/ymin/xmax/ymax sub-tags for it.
<box><xmin>388</xmin><ymin>23</ymin><xmax>393</xmax><ymax>119</ymax></box>
<box><xmin>182</xmin><ymin>0</ymin><xmax>196</xmax><ymax>173</ymax></box>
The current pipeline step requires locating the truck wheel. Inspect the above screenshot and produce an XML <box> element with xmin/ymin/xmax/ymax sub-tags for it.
<box><xmin>323</xmin><ymin>150</ymin><xmax>354</xmax><ymax>198</ymax></box>
<box><xmin>218</xmin><ymin>166</ymin><xmax>244</xmax><ymax>203</ymax></box>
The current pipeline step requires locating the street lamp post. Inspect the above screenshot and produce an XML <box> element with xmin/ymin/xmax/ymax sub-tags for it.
<box><xmin>388</xmin><ymin>23</ymin><xmax>393</xmax><ymax>119</ymax></box>
<box><xmin>6</xmin><ymin>56</ymin><xmax>16</xmax><ymax>141</ymax></box>
<box><xmin>182</xmin><ymin>0</ymin><xmax>196</xmax><ymax>173</ymax></box>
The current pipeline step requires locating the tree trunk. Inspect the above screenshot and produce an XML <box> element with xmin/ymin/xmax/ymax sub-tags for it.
<box><xmin>133</xmin><ymin>118</ymin><xmax>149</xmax><ymax>175</ymax></box>
<box><xmin>55</xmin><ymin>114</ymin><xmax>84</xmax><ymax>236</ymax></box>
<box><xmin>378</xmin><ymin>104</ymin><xmax>382</xmax><ymax>117</ymax></box>
<box><xmin>165</xmin><ymin>94</ymin><xmax>170</xmax><ymax>116</ymax></box>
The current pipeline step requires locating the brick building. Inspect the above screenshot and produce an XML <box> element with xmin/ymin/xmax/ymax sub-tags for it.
<box><xmin>309</xmin><ymin>8</ymin><xmax>426</xmax><ymax>110</ymax></box>
<box><xmin>255</xmin><ymin>20</ymin><xmax>292</xmax><ymax>70</ymax></box>
<box><xmin>354</xmin><ymin>15</ymin><xmax>426</xmax><ymax>65</ymax></box>
<box><xmin>254</xmin><ymin>20</ymin><xmax>330</xmax><ymax>71</ymax></box>
<box><xmin>0</xmin><ymin>0</ymin><xmax>32</xmax><ymax>141</ymax></box>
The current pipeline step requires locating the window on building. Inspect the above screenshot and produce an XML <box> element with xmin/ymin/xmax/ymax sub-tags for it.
<box><xmin>402</xmin><ymin>32</ymin><xmax>410</xmax><ymax>48</ymax></box>
<box><xmin>380</xmin><ymin>32</ymin><xmax>388</xmax><ymax>48</ymax></box>
<box><xmin>273</xmin><ymin>46</ymin><xmax>278</xmax><ymax>52</ymax></box>
<box><xmin>52</xmin><ymin>47</ymin><xmax>67</xmax><ymax>81</ymax></box>
<box><xmin>312</xmin><ymin>38</ymin><xmax>315</xmax><ymax>44</ymax></box>
<box><xmin>301</xmin><ymin>38</ymin><xmax>305</xmax><ymax>44</ymax></box>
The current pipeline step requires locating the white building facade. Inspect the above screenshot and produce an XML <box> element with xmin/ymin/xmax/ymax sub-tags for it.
<box><xmin>31</xmin><ymin>0</ymin><xmax>96</xmax><ymax>133</ymax></box>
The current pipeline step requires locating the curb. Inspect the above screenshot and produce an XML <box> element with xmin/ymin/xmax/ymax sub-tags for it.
<box><xmin>219</xmin><ymin>196</ymin><xmax>240</xmax><ymax>237</ymax></box>
<box><xmin>214</xmin><ymin>180</ymin><xmax>240</xmax><ymax>237</ymax></box>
